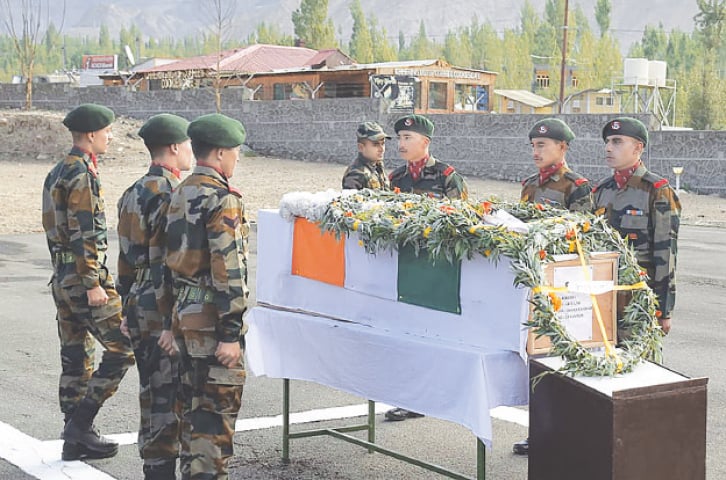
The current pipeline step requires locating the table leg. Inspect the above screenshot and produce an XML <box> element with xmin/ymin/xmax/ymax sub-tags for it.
<box><xmin>367</xmin><ymin>400</ymin><xmax>375</xmax><ymax>453</ymax></box>
<box><xmin>477</xmin><ymin>438</ymin><xmax>486</xmax><ymax>480</ymax></box>
<box><xmin>282</xmin><ymin>378</ymin><xmax>290</xmax><ymax>463</ymax></box>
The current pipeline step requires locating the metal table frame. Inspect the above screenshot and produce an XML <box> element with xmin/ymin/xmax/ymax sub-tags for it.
<box><xmin>281</xmin><ymin>378</ymin><xmax>487</xmax><ymax>480</ymax></box>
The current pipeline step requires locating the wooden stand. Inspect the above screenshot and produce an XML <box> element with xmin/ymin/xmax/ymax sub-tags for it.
<box><xmin>528</xmin><ymin>357</ymin><xmax>707</xmax><ymax>480</ymax></box>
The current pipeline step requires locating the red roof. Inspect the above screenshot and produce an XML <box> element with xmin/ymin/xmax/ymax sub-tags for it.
<box><xmin>139</xmin><ymin>44</ymin><xmax>336</xmax><ymax>74</ymax></box>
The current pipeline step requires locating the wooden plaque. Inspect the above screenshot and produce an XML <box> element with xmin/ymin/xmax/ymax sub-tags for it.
<box><xmin>527</xmin><ymin>252</ymin><xmax>619</xmax><ymax>355</ymax></box>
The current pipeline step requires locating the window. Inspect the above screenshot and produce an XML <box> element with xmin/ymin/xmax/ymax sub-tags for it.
<box><xmin>454</xmin><ymin>85</ymin><xmax>476</xmax><ymax>111</ymax></box>
<box><xmin>428</xmin><ymin>82</ymin><xmax>448</xmax><ymax>110</ymax></box>
<box><xmin>536</xmin><ymin>73</ymin><xmax>550</xmax><ymax>89</ymax></box>
<box><xmin>273</xmin><ymin>83</ymin><xmax>291</xmax><ymax>100</ymax></box>
<box><xmin>596</xmin><ymin>96</ymin><xmax>614</xmax><ymax>106</ymax></box>
<box><xmin>571</xmin><ymin>75</ymin><xmax>579</xmax><ymax>88</ymax></box>
<box><xmin>323</xmin><ymin>82</ymin><xmax>366</xmax><ymax>98</ymax></box>
<box><xmin>572</xmin><ymin>99</ymin><xmax>581</xmax><ymax>113</ymax></box>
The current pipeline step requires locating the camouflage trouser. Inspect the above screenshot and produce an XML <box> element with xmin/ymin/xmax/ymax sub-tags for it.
<box><xmin>174</xmin><ymin>301</ymin><xmax>246</xmax><ymax>480</ymax></box>
<box><xmin>125</xmin><ymin>276</ymin><xmax>181</xmax><ymax>465</ymax></box>
<box><xmin>51</xmin><ymin>263</ymin><xmax>135</xmax><ymax>414</ymax></box>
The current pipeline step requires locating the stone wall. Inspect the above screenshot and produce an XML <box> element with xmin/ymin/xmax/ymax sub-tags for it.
<box><xmin>1</xmin><ymin>84</ymin><xmax>723</xmax><ymax>195</ymax></box>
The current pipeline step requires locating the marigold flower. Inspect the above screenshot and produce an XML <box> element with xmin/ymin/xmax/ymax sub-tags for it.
<box><xmin>358</xmin><ymin>240</ymin><xmax>364</xmax><ymax>247</ymax></box>
<box><xmin>480</xmin><ymin>201</ymin><xmax>492</xmax><ymax>214</ymax></box>
<box><xmin>344</xmin><ymin>211</ymin><xmax>353</xmax><ymax>217</ymax></box>
<box><xmin>548</xmin><ymin>292</ymin><xmax>562</xmax><ymax>311</ymax></box>
<box><xmin>484</xmin><ymin>249</ymin><xmax>492</xmax><ymax>257</ymax></box>
<box><xmin>565</xmin><ymin>229</ymin><xmax>576</xmax><ymax>240</ymax></box>
<box><xmin>568</xmin><ymin>241</ymin><xmax>576</xmax><ymax>253</ymax></box>
<box><xmin>352</xmin><ymin>220</ymin><xmax>360</xmax><ymax>231</ymax></box>
<box><xmin>538</xmin><ymin>250</ymin><xmax>546</xmax><ymax>260</ymax></box>
<box><xmin>393</xmin><ymin>187</ymin><xmax>401</xmax><ymax>194</ymax></box>
<box><xmin>423</xmin><ymin>226</ymin><xmax>432</xmax><ymax>238</ymax></box>
<box><xmin>535</xmin><ymin>203</ymin><xmax>544</xmax><ymax>211</ymax></box>
<box><xmin>655</xmin><ymin>310</ymin><xmax>663</xmax><ymax>319</ymax></box>
<box><xmin>439</xmin><ymin>205</ymin><xmax>456</xmax><ymax>214</ymax></box>
<box><xmin>582</xmin><ymin>221</ymin><xmax>591</xmax><ymax>233</ymax></box>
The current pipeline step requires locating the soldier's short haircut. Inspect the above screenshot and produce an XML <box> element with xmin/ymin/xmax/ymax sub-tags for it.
<box><xmin>147</xmin><ymin>144</ymin><xmax>169</xmax><ymax>159</ymax></box>
<box><xmin>191</xmin><ymin>140</ymin><xmax>216</xmax><ymax>160</ymax></box>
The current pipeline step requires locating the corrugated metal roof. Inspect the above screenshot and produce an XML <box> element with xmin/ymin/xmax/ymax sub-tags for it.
<box><xmin>494</xmin><ymin>89</ymin><xmax>555</xmax><ymax>108</ymax></box>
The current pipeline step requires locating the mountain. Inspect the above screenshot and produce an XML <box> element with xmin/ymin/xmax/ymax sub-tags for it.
<box><xmin>44</xmin><ymin>0</ymin><xmax>699</xmax><ymax>53</ymax></box>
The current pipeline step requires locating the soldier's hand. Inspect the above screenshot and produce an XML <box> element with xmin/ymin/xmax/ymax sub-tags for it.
<box><xmin>87</xmin><ymin>285</ymin><xmax>109</xmax><ymax>306</ymax></box>
<box><xmin>120</xmin><ymin>316</ymin><xmax>130</xmax><ymax>338</ymax></box>
<box><xmin>659</xmin><ymin>317</ymin><xmax>672</xmax><ymax>335</ymax></box>
<box><xmin>158</xmin><ymin>329</ymin><xmax>179</xmax><ymax>356</ymax></box>
<box><xmin>215</xmin><ymin>341</ymin><xmax>242</xmax><ymax>368</ymax></box>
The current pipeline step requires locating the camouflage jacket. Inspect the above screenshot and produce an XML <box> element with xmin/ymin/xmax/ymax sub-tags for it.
<box><xmin>42</xmin><ymin>146</ymin><xmax>108</xmax><ymax>289</ymax></box>
<box><xmin>165</xmin><ymin>165</ymin><xmax>249</xmax><ymax>343</ymax></box>
<box><xmin>520</xmin><ymin>164</ymin><xmax>593</xmax><ymax>212</ymax></box>
<box><xmin>389</xmin><ymin>156</ymin><xmax>469</xmax><ymax>200</ymax></box>
<box><xmin>341</xmin><ymin>154</ymin><xmax>390</xmax><ymax>190</ymax></box>
<box><xmin>117</xmin><ymin>164</ymin><xmax>180</xmax><ymax>328</ymax></box>
<box><xmin>593</xmin><ymin>163</ymin><xmax>681</xmax><ymax>318</ymax></box>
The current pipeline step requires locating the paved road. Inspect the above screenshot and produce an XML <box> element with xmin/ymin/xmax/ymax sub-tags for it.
<box><xmin>0</xmin><ymin>224</ymin><xmax>723</xmax><ymax>479</ymax></box>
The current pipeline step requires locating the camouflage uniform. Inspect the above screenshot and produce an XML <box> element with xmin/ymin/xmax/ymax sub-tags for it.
<box><xmin>166</xmin><ymin>165</ymin><xmax>249</xmax><ymax>480</ymax></box>
<box><xmin>42</xmin><ymin>146</ymin><xmax>135</xmax><ymax>417</ymax></box>
<box><xmin>117</xmin><ymin>164</ymin><xmax>181</xmax><ymax>468</ymax></box>
<box><xmin>520</xmin><ymin>164</ymin><xmax>593</xmax><ymax>212</ymax></box>
<box><xmin>593</xmin><ymin>162</ymin><xmax>681</xmax><ymax>320</ymax></box>
<box><xmin>342</xmin><ymin>153</ymin><xmax>390</xmax><ymax>190</ymax></box>
<box><xmin>389</xmin><ymin>156</ymin><xmax>468</xmax><ymax>200</ymax></box>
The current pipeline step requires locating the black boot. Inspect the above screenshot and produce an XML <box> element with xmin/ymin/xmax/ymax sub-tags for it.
<box><xmin>62</xmin><ymin>398</ymin><xmax>119</xmax><ymax>460</ymax></box>
<box><xmin>143</xmin><ymin>460</ymin><xmax>177</xmax><ymax>480</ymax></box>
<box><xmin>60</xmin><ymin>411</ymin><xmax>74</xmax><ymax>439</ymax></box>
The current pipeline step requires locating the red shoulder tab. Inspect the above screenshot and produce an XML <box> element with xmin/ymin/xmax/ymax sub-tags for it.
<box><xmin>591</xmin><ymin>185</ymin><xmax>598</xmax><ymax>193</ymax></box>
<box><xmin>574</xmin><ymin>178</ymin><xmax>588</xmax><ymax>186</ymax></box>
<box><xmin>443</xmin><ymin>166</ymin><xmax>455</xmax><ymax>176</ymax></box>
<box><xmin>521</xmin><ymin>178</ymin><xmax>528</xmax><ymax>186</ymax></box>
<box><xmin>229</xmin><ymin>185</ymin><xmax>243</xmax><ymax>196</ymax></box>
<box><xmin>653</xmin><ymin>179</ymin><xmax>669</xmax><ymax>189</ymax></box>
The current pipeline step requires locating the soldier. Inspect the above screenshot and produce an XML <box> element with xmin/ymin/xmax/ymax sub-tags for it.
<box><xmin>385</xmin><ymin>114</ymin><xmax>467</xmax><ymax>423</ymax></box>
<box><xmin>117</xmin><ymin>114</ymin><xmax>194</xmax><ymax>480</ymax></box>
<box><xmin>165</xmin><ymin>113</ymin><xmax>249</xmax><ymax>480</ymax></box>
<box><xmin>389</xmin><ymin>114</ymin><xmax>468</xmax><ymax>200</ymax></box>
<box><xmin>593</xmin><ymin>117</ymin><xmax>680</xmax><ymax>335</ymax></box>
<box><xmin>42</xmin><ymin>103</ymin><xmax>135</xmax><ymax>460</ymax></box>
<box><xmin>520</xmin><ymin>118</ymin><xmax>592</xmax><ymax>212</ymax></box>
<box><xmin>341</xmin><ymin>121</ymin><xmax>391</xmax><ymax>190</ymax></box>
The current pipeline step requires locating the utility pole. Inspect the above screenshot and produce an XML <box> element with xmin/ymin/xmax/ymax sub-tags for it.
<box><xmin>558</xmin><ymin>0</ymin><xmax>570</xmax><ymax>113</ymax></box>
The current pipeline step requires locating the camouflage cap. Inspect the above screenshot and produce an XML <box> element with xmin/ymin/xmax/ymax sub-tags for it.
<box><xmin>138</xmin><ymin>113</ymin><xmax>190</xmax><ymax>146</ymax></box>
<box><xmin>62</xmin><ymin>103</ymin><xmax>115</xmax><ymax>132</ymax></box>
<box><xmin>602</xmin><ymin>117</ymin><xmax>648</xmax><ymax>146</ymax></box>
<box><xmin>394</xmin><ymin>114</ymin><xmax>434</xmax><ymax>138</ymax></box>
<box><xmin>356</xmin><ymin>121</ymin><xmax>391</xmax><ymax>141</ymax></box>
<box><xmin>529</xmin><ymin>118</ymin><xmax>575</xmax><ymax>143</ymax></box>
<box><xmin>187</xmin><ymin>113</ymin><xmax>246</xmax><ymax>148</ymax></box>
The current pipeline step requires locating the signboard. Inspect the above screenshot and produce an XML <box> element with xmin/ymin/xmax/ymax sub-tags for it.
<box><xmin>371</xmin><ymin>75</ymin><xmax>416</xmax><ymax>111</ymax></box>
<box><xmin>81</xmin><ymin>55</ymin><xmax>117</xmax><ymax>71</ymax></box>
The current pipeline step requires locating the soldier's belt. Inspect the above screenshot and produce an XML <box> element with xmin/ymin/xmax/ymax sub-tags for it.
<box><xmin>179</xmin><ymin>285</ymin><xmax>215</xmax><ymax>304</ymax></box>
<box><xmin>54</xmin><ymin>251</ymin><xmax>107</xmax><ymax>265</ymax></box>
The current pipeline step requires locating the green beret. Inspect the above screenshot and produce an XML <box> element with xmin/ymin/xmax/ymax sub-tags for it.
<box><xmin>188</xmin><ymin>113</ymin><xmax>246</xmax><ymax>148</ymax></box>
<box><xmin>63</xmin><ymin>104</ymin><xmax>115</xmax><ymax>132</ymax></box>
<box><xmin>138</xmin><ymin>114</ymin><xmax>190</xmax><ymax>146</ymax></box>
<box><xmin>357</xmin><ymin>121</ymin><xmax>391</xmax><ymax>141</ymax></box>
<box><xmin>602</xmin><ymin>117</ymin><xmax>648</xmax><ymax>146</ymax></box>
<box><xmin>394</xmin><ymin>114</ymin><xmax>434</xmax><ymax>138</ymax></box>
<box><xmin>529</xmin><ymin>118</ymin><xmax>575</xmax><ymax>143</ymax></box>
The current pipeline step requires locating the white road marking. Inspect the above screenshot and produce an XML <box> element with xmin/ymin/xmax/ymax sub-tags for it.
<box><xmin>1</xmin><ymin>403</ymin><xmax>527</xmax><ymax>479</ymax></box>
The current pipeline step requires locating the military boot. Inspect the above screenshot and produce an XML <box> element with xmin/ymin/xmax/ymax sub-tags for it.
<box><xmin>62</xmin><ymin>398</ymin><xmax>119</xmax><ymax>460</ymax></box>
<box><xmin>143</xmin><ymin>460</ymin><xmax>177</xmax><ymax>480</ymax></box>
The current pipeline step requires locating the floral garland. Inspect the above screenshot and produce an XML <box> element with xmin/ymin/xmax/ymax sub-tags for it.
<box><xmin>304</xmin><ymin>188</ymin><xmax>663</xmax><ymax>378</ymax></box>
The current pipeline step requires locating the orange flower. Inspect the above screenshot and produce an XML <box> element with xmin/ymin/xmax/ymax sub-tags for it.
<box><xmin>439</xmin><ymin>205</ymin><xmax>457</xmax><ymax>214</ymax></box>
<box><xmin>655</xmin><ymin>310</ymin><xmax>663</xmax><ymax>319</ymax></box>
<box><xmin>344</xmin><ymin>211</ymin><xmax>353</xmax><ymax>217</ymax></box>
<box><xmin>582</xmin><ymin>221</ymin><xmax>591</xmax><ymax>233</ymax></box>
<box><xmin>565</xmin><ymin>229</ymin><xmax>576</xmax><ymax>240</ymax></box>
<box><xmin>484</xmin><ymin>249</ymin><xmax>492</xmax><ymax>257</ymax></box>
<box><xmin>480</xmin><ymin>201</ymin><xmax>492</xmax><ymax>214</ymax></box>
<box><xmin>548</xmin><ymin>292</ymin><xmax>562</xmax><ymax>311</ymax></box>
<box><xmin>535</xmin><ymin>203</ymin><xmax>544</xmax><ymax>211</ymax></box>
<box><xmin>639</xmin><ymin>270</ymin><xmax>648</xmax><ymax>277</ymax></box>
<box><xmin>538</xmin><ymin>250</ymin><xmax>546</xmax><ymax>260</ymax></box>
<box><xmin>393</xmin><ymin>187</ymin><xmax>401</xmax><ymax>194</ymax></box>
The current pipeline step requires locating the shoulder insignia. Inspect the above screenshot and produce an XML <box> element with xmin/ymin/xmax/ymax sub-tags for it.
<box><xmin>653</xmin><ymin>179</ymin><xmax>669</xmax><ymax>189</ymax></box>
<box><xmin>223</xmin><ymin>215</ymin><xmax>240</xmax><ymax>229</ymax></box>
<box><xmin>522</xmin><ymin>173</ymin><xmax>538</xmax><ymax>186</ymax></box>
<box><xmin>563</xmin><ymin>170</ymin><xmax>588</xmax><ymax>185</ymax></box>
<box><xmin>442</xmin><ymin>165</ymin><xmax>455</xmax><ymax>176</ymax></box>
<box><xmin>641</xmin><ymin>171</ymin><xmax>667</xmax><ymax>188</ymax></box>
<box><xmin>228</xmin><ymin>185</ymin><xmax>243</xmax><ymax>196</ymax></box>
<box><xmin>574</xmin><ymin>178</ymin><xmax>588</xmax><ymax>186</ymax></box>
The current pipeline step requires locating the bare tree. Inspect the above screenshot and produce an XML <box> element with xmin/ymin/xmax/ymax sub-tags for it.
<box><xmin>0</xmin><ymin>0</ymin><xmax>65</xmax><ymax>110</ymax></box>
<box><xmin>203</xmin><ymin>0</ymin><xmax>237</xmax><ymax>113</ymax></box>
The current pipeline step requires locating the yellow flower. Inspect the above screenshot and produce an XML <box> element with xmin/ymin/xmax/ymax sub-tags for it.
<box><xmin>548</xmin><ymin>292</ymin><xmax>563</xmax><ymax>311</ymax></box>
<box><xmin>358</xmin><ymin>240</ymin><xmax>364</xmax><ymax>247</ymax></box>
<box><xmin>582</xmin><ymin>221</ymin><xmax>591</xmax><ymax>233</ymax></box>
<box><xmin>352</xmin><ymin>220</ymin><xmax>360</xmax><ymax>231</ymax></box>
<box><xmin>484</xmin><ymin>249</ymin><xmax>492</xmax><ymax>257</ymax></box>
<box><xmin>568</xmin><ymin>241</ymin><xmax>576</xmax><ymax>253</ymax></box>
<box><xmin>423</xmin><ymin>226</ymin><xmax>432</xmax><ymax>238</ymax></box>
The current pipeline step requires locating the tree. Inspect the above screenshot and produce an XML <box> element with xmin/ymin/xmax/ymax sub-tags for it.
<box><xmin>368</xmin><ymin>16</ymin><xmax>396</xmax><ymax>62</ymax></box>
<box><xmin>247</xmin><ymin>21</ymin><xmax>293</xmax><ymax>46</ymax></box>
<box><xmin>202</xmin><ymin>0</ymin><xmax>238</xmax><ymax>113</ymax></box>
<box><xmin>0</xmin><ymin>0</ymin><xmax>65</xmax><ymax>109</ymax></box>
<box><xmin>594</xmin><ymin>0</ymin><xmax>611</xmax><ymax>37</ymax></box>
<box><xmin>408</xmin><ymin>20</ymin><xmax>439</xmax><ymax>60</ymax></box>
<box><xmin>348</xmin><ymin>0</ymin><xmax>373</xmax><ymax>63</ymax></box>
<box><xmin>99</xmin><ymin>24</ymin><xmax>112</xmax><ymax>50</ymax></box>
<box><xmin>690</xmin><ymin>0</ymin><xmax>726</xmax><ymax>129</ymax></box>
<box><xmin>291</xmin><ymin>0</ymin><xmax>337</xmax><ymax>49</ymax></box>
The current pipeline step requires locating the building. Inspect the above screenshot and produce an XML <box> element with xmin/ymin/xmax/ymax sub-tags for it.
<box><xmin>561</xmin><ymin>88</ymin><xmax>620</xmax><ymax>114</ymax></box>
<box><xmin>493</xmin><ymin>90</ymin><xmax>555</xmax><ymax>114</ymax></box>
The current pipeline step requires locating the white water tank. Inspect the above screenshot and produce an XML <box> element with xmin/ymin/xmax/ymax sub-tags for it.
<box><xmin>648</xmin><ymin>60</ymin><xmax>667</xmax><ymax>87</ymax></box>
<box><xmin>623</xmin><ymin>58</ymin><xmax>649</xmax><ymax>85</ymax></box>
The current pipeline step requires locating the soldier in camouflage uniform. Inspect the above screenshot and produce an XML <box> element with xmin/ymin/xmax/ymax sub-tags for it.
<box><xmin>42</xmin><ymin>103</ymin><xmax>135</xmax><ymax>461</ymax></box>
<box><xmin>520</xmin><ymin>118</ymin><xmax>592</xmax><ymax>212</ymax></box>
<box><xmin>165</xmin><ymin>113</ymin><xmax>249</xmax><ymax>480</ymax></box>
<box><xmin>389</xmin><ymin>114</ymin><xmax>468</xmax><ymax>200</ymax></box>
<box><xmin>593</xmin><ymin>117</ymin><xmax>680</xmax><ymax>336</ymax></box>
<box><xmin>341</xmin><ymin>121</ymin><xmax>391</xmax><ymax>190</ymax></box>
<box><xmin>385</xmin><ymin>114</ymin><xmax>467</xmax><ymax>423</ymax></box>
<box><xmin>117</xmin><ymin>114</ymin><xmax>194</xmax><ymax>480</ymax></box>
